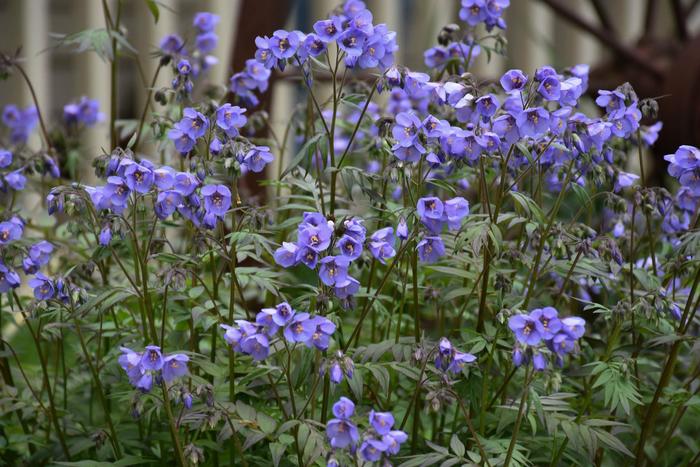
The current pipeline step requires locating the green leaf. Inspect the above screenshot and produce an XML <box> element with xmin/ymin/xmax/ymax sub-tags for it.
<box><xmin>449</xmin><ymin>434</ymin><xmax>465</xmax><ymax>457</ymax></box>
<box><xmin>144</xmin><ymin>0</ymin><xmax>159</xmax><ymax>22</ymax></box>
<box><xmin>280</xmin><ymin>133</ymin><xmax>325</xmax><ymax>179</ymax></box>
<box><xmin>270</xmin><ymin>442</ymin><xmax>286</xmax><ymax>467</ymax></box>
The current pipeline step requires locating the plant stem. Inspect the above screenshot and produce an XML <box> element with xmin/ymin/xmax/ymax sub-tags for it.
<box><xmin>504</xmin><ymin>368</ymin><xmax>533</xmax><ymax>467</ymax></box>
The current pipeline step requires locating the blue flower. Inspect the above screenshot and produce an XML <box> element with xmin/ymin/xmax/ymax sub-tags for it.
<box><xmin>500</xmin><ymin>69</ymin><xmax>527</xmax><ymax>92</ymax></box>
<box><xmin>0</xmin><ymin>220</ymin><xmax>23</xmax><ymax>245</ymax></box>
<box><xmin>193</xmin><ymin>12</ymin><xmax>219</xmax><ymax>33</ymax></box>
<box><xmin>508</xmin><ymin>314</ymin><xmax>541</xmax><ymax>346</ymax></box>
<box><xmin>162</xmin><ymin>354</ymin><xmax>189</xmax><ymax>382</ymax></box>
<box><xmin>416</xmin><ymin>236</ymin><xmax>445</xmax><ymax>263</ymax></box>
<box><xmin>0</xmin><ymin>262</ymin><xmax>20</xmax><ymax>293</ymax></box>
<box><xmin>319</xmin><ymin>256</ymin><xmax>350</xmax><ymax>286</ymax></box>
<box><xmin>337</xmin><ymin>234</ymin><xmax>362</xmax><ymax>260</ymax></box>
<box><xmin>242</xmin><ymin>146</ymin><xmax>273</xmax><ymax>173</ymax></box>
<box><xmin>28</xmin><ymin>273</ymin><xmax>55</xmax><ymax>300</ymax></box>
<box><xmin>201</xmin><ymin>184</ymin><xmax>232</xmax><ymax>218</ymax></box>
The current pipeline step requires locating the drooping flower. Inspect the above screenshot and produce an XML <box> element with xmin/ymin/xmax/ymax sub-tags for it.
<box><xmin>28</xmin><ymin>273</ymin><xmax>55</xmax><ymax>300</ymax></box>
<box><xmin>416</xmin><ymin>236</ymin><xmax>445</xmax><ymax>263</ymax></box>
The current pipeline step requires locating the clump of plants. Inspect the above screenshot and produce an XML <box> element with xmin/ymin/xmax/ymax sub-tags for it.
<box><xmin>0</xmin><ymin>0</ymin><xmax>699</xmax><ymax>465</ymax></box>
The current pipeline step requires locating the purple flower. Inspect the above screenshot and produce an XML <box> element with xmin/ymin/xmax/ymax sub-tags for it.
<box><xmin>334</xmin><ymin>276</ymin><xmax>360</xmax><ymax>299</ymax></box>
<box><xmin>338</xmin><ymin>28</ymin><xmax>367</xmax><ymax>57</ymax></box>
<box><xmin>508</xmin><ymin>314</ymin><xmax>542</xmax><ymax>346</ymax></box>
<box><xmin>176</xmin><ymin>59</ymin><xmax>192</xmax><ymax>76</ymax></box>
<box><xmin>302</xmin><ymin>33</ymin><xmax>327</xmax><ymax>58</ymax></box>
<box><xmin>538</xmin><ymin>75</ymin><xmax>561</xmax><ymax>101</ymax></box>
<box><xmin>369</xmin><ymin>410</ymin><xmax>395</xmax><ymax>435</ymax></box>
<box><xmin>330</xmin><ymin>363</ymin><xmax>343</xmax><ymax>384</ymax></box>
<box><xmin>269</xmin><ymin>30</ymin><xmax>300</xmax><ymax>60</ymax></box>
<box><xmin>216</xmin><ymin>104</ymin><xmax>247</xmax><ymax>138</ymax></box>
<box><xmin>296</xmin><ymin>246</ymin><xmax>319</xmax><ymax>268</ymax></box>
<box><xmin>193</xmin><ymin>12</ymin><xmax>219</xmax><ymax>33</ymax></box>
<box><xmin>160</xmin><ymin>34</ymin><xmax>184</xmax><ymax>54</ymax></box>
<box><xmin>314</xmin><ymin>16</ymin><xmax>343</xmax><ymax>42</ymax></box>
<box><xmin>533</xmin><ymin>352</ymin><xmax>547</xmax><ymax>371</ymax></box>
<box><xmin>274</xmin><ymin>242</ymin><xmax>300</xmax><ymax>267</ymax></box>
<box><xmin>360</xmin><ymin>439</ymin><xmax>388</xmax><ymax>462</ymax></box>
<box><xmin>23</xmin><ymin>241</ymin><xmax>53</xmax><ymax>273</ymax></box>
<box><xmin>140</xmin><ymin>345</ymin><xmax>164</xmax><ymax>371</ymax></box>
<box><xmin>123</xmin><ymin>164</ymin><xmax>154</xmax><ymax>194</ymax></box>
<box><xmin>5</xmin><ymin>169</ymin><xmax>26</xmax><ymax>190</ymax></box>
<box><xmin>319</xmin><ymin>256</ymin><xmax>350</xmax><ymax>286</ymax></box>
<box><xmin>392</xmin><ymin>112</ymin><xmax>423</xmax><ymax>147</ymax></box>
<box><xmin>118</xmin><ymin>347</ymin><xmax>144</xmax><ymax>387</ymax></box>
<box><xmin>167</xmin><ymin>126</ymin><xmax>196</xmax><ymax>154</ymax></box>
<box><xmin>552</xmin><ymin>332</ymin><xmax>576</xmax><ymax>355</ymax></box>
<box><xmin>260</xmin><ymin>302</ymin><xmax>295</xmax><ymax>327</ymax></box>
<box><xmin>561</xmin><ymin>316</ymin><xmax>586</xmax><ymax>339</ymax></box>
<box><xmin>0</xmin><ymin>262</ymin><xmax>20</xmax><ymax>293</ymax></box>
<box><xmin>337</xmin><ymin>234</ymin><xmax>362</xmax><ymax>260</ymax></box>
<box><xmin>162</xmin><ymin>354</ymin><xmax>189</xmax><ymax>382</ymax></box>
<box><xmin>0</xmin><ymin>220</ymin><xmax>22</xmax><ymax>245</ymax></box>
<box><xmin>459</xmin><ymin>0</ymin><xmax>487</xmax><ymax>26</ymax></box>
<box><xmin>343</xmin><ymin>217</ymin><xmax>367</xmax><ymax>242</ymax></box>
<box><xmin>201</xmin><ymin>184</ymin><xmax>231</xmax><ymax>217</ymax></box>
<box><xmin>500</xmin><ymin>69</ymin><xmax>527</xmax><ymax>92</ymax></box>
<box><xmin>306</xmin><ymin>316</ymin><xmax>336</xmax><ymax>350</ymax></box>
<box><xmin>155</xmin><ymin>190</ymin><xmax>183</xmax><ymax>219</ymax></box>
<box><xmin>444</xmin><ymin>197</ymin><xmax>469</xmax><ymax>230</ymax></box>
<box><xmin>241</xmin><ymin>333</ymin><xmax>270</xmax><ymax>361</ymax></box>
<box><xmin>448</xmin><ymin>351</ymin><xmax>477</xmax><ymax>373</ymax></box>
<box><xmin>332</xmin><ymin>396</ymin><xmax>355</xmax><ymax>419</ymax></box>
<box><xmin>242</xmin><ymin>146</ymin><xmax>273</xmax><ymax>173</ymax></box>
<box><xmin>0</xmin><ymin>149</ymin><xmax>12</xmax><ymax>168</ymax></box>
<box><xmin>284</xmin><ymin>313</ymin><xmax>315</xmax><ymax>344</ymax></box>
<box><xmin>417</xmin><ymin>197</ymin><xmax>444</xmax><ymax>222</ymax></box>
<box><xmin>327</xmin><ymin>418</ymin><xmax>360</xmax><ymax>449</ymax></box>
<box><xmin>396</xmin><ymin>218</ymin><xmax>409</xmax><ymax>240</ymax></box>
<box><xmin>614</xmin><ymin>171</ymin><xmax>639</xmax><ymax>193</ymax></box>
<box><xmin>298</xmin><ymin>222</ymin><xmax>332</xmax><ymax>252</ymax></box>
<box><xmin>595</xmin><ymin>89</ymin><xmax>627</xmax><ymax>119</ymax></box>
<box><xmin>475</xmin><ymin>94</ymin><xmax>499</xmax><ymax>119</ymax></box>
<box><xmin>530</xmin><ymin>307</ymin><xmax>561</xmax><ymax>340</ymax></box>
<box><xmin>221</xmin><ymin>324</ymin><xmax>243</xmax><ymax>351</ymax></box>
<box><xmin>512</xmin><ymin>346</ymin><xmax>525</xmax><ymax>367</ymax></box>
<box><xmin>28</xmin><ymin>273</ymin><xmax>55</xmax><ymax>300</ymax></box>
<box><xmin>99</xmin><ymin>226</ymin><xmax>112</xmax><ymax>246</ymax></box>
<box><xmin>174</xmin><ymin>172</ymin><xmax>199</xmax><ymax>196</ymax></box>
<box><xmin>383</xmin><ymin>430</ymin><xmax>408</xmax><ymax>455</ymax></box>
<box><xmin>181</xmin><ymin>108</ymin><xmax>209</xmax><ymax>139</ymax></box>
<box><xmin>195</xmin><ymin>32</ymin><xmax>218</xmax><ymax>53</ymax></box>
<box><xmin>516</xmin><ymin>107</ymin><xmax>550</xmax><ymax>137</ymax></box>
<box><xmin>416</xmin><ymin>236</ymin><xmax>445</xmax><ymax>263</ymax></box>
<box><xmin>369</xmin><ymin>227</ymin><xmax>396</xmax><ymax>264</ymax></box>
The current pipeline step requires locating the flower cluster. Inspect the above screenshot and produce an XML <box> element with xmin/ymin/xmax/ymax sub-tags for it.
<box><xmin>160</xmin><ymin>12</ymin><xmax>220</xmax><ymax>97</ymax></box>
<box><xmin>508</xmin><ymin>307</ymin><xmax>586</xmax><ymax>370</ymax></box>
<box><xmin>275</xmin><ymin>213</ymin><xmax>378</xmax><ymax>300</ymax></box>
<box><xmin>2</xmin><ymin>104</ymin><xmax>38</xmax><ymax>145</ymax></box>
<box><xmin>435</xmin><ymin>337</ymin><xmax>477</xmax><ymax>374</ymax></box>
<box><xmin>119</xmin><ymin>345</ymin><xmax>189</xmax><ymax>392</ymax></box>
<box><xmin>414</xmin><ymin>196</ymin><xmax>469</xmax><ymax>263</ymax></box>
<box><xmin>49</xmin><ymin>154</ymin><xmax>237</xmax><ymax>230</ymax></box>
<box><xmin>459</xmin><ymin>0</ymin><xmax>509</xmax><ymax>30</ymax></box>
<box><xmin>63</xmin><ymin>97</ymin><xmax>103</xmax><ymax>127</ymax></box>
<box><xmin>324</xmin><ymin>350</ymin><xmax>355</xmax><ymax>384</ymax></box>
<box><xmin>221</xmin><ymin>302</ymin><xmax>336</xmax><ymax>361</ymax></box>
<box><xmin>326</xmin><ymin>397</ymin><xmax>407</xmax><ymax>464</ymax></box>
<box><xmin>665</xmin><ymin>145</ymin><xmax>700</xmax><ymax>196</ymax></box>
<box><xmin>229</xmin><ymin>0</ymin><xmax>397</xmax><ymax>108</ymax></box>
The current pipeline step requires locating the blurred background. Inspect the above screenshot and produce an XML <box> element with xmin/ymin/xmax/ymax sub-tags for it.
<box><xmin>1</xmin><ymin>0</ymin><xmax>700</xmax><ymax>182</ymax></box>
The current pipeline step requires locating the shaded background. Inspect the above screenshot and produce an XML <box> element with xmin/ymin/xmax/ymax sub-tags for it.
<box><xmin>1</xmin><ymin>0</ymin><xmax>700</xmax><ymax>185</ymax></box>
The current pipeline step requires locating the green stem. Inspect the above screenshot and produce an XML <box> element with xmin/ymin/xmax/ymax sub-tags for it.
<box><xmin>504</xmin><ymin>368</ymin><xmax>533</xmax><ymax>467</ymax></box>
